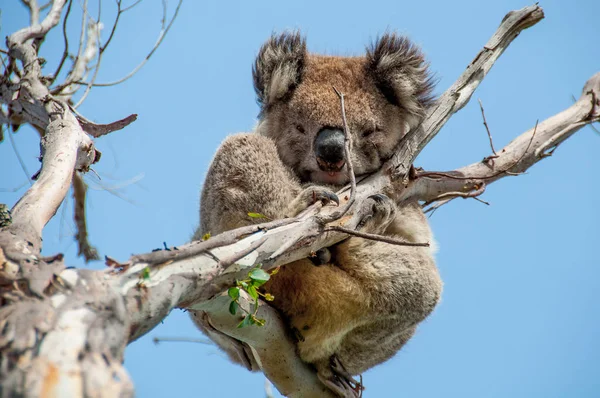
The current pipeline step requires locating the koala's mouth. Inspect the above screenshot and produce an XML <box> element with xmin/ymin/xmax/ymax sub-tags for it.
<box><xmin>310</xmin><ymin>169</ymin><xmax>349</xmax><ymax>186</ymax></box>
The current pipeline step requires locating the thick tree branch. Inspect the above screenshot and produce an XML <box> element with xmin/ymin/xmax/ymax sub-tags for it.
<box><xmin>389</xmin><ymin>4</ymin><xmax>545</xmax><ymax>179</ymax></box>
<box><xmin>406</xmin><ymin>72</ymin><xmax>600</xmax><ymax>209</ymax></box>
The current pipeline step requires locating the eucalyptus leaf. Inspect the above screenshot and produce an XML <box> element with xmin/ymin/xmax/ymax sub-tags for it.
<box><xmin>228</xmin><ymin>287</ymin><xmax>240</xmax><ymax>300</ymax></box>
<box><xmin>229</xmin><ymin>301</ymin><xmax>238</xmax><ymax>315</ymax></box>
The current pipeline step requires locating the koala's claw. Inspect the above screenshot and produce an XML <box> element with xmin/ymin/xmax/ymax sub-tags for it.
<box><xmin>317</xmin><ymin>355</ymin><xmax>363</xmax><ymax>398</ymax></box>
<box><xmin>288</xmin><ymin>186</ymin><xmax>339</xmax><ymax>217</ymax></box>
<box><xmin>313</xmin><ymin>189</ymin><xmax>340</xmax><ymax>206</ymax></box>
<box><xmin>356</xmin><ymin>193</ymin><xmax>396</xmax><ymax>234</ymax></box>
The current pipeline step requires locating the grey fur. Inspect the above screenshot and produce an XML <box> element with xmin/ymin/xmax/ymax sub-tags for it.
<box><xmin>366</xmin><ymin>33</ymin><xmax>436</xmax><ymax>115</ymax></box>
<box><xmin>192</xmin><ymin>32</ymin><xmax>442</xmax><ymax>395</ymax></box>
<box><xmin>253</xmin><ymin>32</ymin><xmax>307</xmax><ymax>113</ymax></box>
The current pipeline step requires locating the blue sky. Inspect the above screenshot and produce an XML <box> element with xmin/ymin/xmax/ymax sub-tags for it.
<box><xmin>1</xmin><ymin>0</ymin><xmax>599</xmax><ymax>397</ymax></box>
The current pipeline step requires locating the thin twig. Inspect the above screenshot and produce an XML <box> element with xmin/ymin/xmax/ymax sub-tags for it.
<box><xmin>152</xmin><ymin>336</ymin><xmax>212</xmax><ymax>345</ymax></box>
<box><xmin>72</xmin><ymin>21</ymin><xmax>102</xmax><ymax>108</ymax></box>
<box><xmin>101</xmin><ymin>0</ymin><xmax>123</xmax><ymax>52</ymax></box>
<box><xmin>50</xmin><ymin>0</ymin><xmax>73</xmax><ymax>85</ymax></box>
<box><xmin>74</xmin><ymin>0</ymin><xmax>88</xmax><ymax>75</ymax></box>
<box><xmin>121</xmin><ymin>0</ymin><xmax>144</xmax><ymax>13</ymax></box>
<box><xmin>419</xmin><ymin>120</ymin><xmax>539</xmax><ymax>212</ymax></box>
<box><xmin>478</xmin><ymin>99</ymin><xmax>499</xmax><ymax>163</ymax></box>
<box><xmin>418</xmin><ymin>120</ymin><xmax>539</xmax><ymax>182</ymax></box>
<box><xmin>325</xmin><ymin>226</ymin><xmax>430</xmax><ymax>247</ymax></box>
<box><xmin>89</xmin><ymin>0</ymin><xmax>182</xmax><ymax>87</ymax></box>
<box><xmin>422</xmin><ymin>182</ymin><xmax>488</xmax><ymax>209</ymax></box>
<box><xmin>319</xmin><ymin>87</ymin><xmax>356</xmax><ymax>224</ymax></box>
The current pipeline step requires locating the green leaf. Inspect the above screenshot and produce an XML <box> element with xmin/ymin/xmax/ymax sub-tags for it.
<box><xmin>229</xmin><ymin>301</ymin><xmax>238</xmax><ymax>315</ymax></box>
<box><xmin>249</xmin><ymin>268</ymin><xmax>270</xmax><ymax>285</ymax></box>
<box><xmin>247</xmin><ymin>212</ymin><xmax>267</xmax><ymax>219</ymax></box>
<box><xmin>237</xmin><ymin>314</ymin><xmax>253</xmax><ymax>328</ymax></box>
<box><xmin>254</xmin><ymin>317</ymin><xmax>266</xmax><ymax>327</ymax></box>
<box><xmin>247</xmin><ymin>285</ymin><xmax>259</xmax><ymax>301</ymax></box>
<box><xmin>201</xmin><ymin>233</ymin><xmax>211</xmax><ymax>241</ymax></box>
<box><xmin>142</xmin><ymin>267</ymin><xmax>151</xmax><ymax>280</ymax></box>
<box><xmin>239</xmin><ymin>281</ymin><xmax>248</xmax><ymax>289</ymax></box>
<box><xmin>228</xmin><ymin>287</ymin><xmax>240</xmax><ymax>300</ymax></box>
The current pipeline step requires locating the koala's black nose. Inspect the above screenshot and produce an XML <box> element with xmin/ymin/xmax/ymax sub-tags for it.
<box><xmin>314</xmin><ymin>128</ymin><xmax>346</xmax><ymax>172</ymax></box>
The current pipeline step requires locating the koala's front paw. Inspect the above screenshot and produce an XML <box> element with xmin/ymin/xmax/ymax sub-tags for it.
<box><xmin>356</xmin><ymin>194</ymin><xmax>396</xmax><ymax>235</ymax></box>
<box><xmin>287</xmin><ymin>186</ymin><xmax>339</xmax><ymax>217</ymax></box>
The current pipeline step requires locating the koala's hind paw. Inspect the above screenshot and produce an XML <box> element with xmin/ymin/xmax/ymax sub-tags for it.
<box><xmin>287</xmin><ymin>186</ymin><xmax>339</xmax><ymax>217</ymax></box>
<box><xmin>316</xmin><ymin>355</ymin><xmax>363</xmax><ymax>398</ymax></box>
<box><xmin>356</xmin><ymin>194</ymin><xmax>396</xmax><ymax>235</ymax></box>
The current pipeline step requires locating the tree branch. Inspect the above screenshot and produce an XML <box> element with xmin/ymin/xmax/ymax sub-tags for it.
<box><xmin>389</xmin><ymin>4</ymin><xmax>545</xmax><ymax>180</ymax></box>
<box><xmin>406</xmin><ymin>73</ymin><xmax>600</xmax><ymax>210</ymax></box>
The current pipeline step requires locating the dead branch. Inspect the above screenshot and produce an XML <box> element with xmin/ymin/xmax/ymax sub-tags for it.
<box><xmin>72</xmin><ymin>172</ymin><xmax>99</xmax><ymax>262</ymax></box>
<box><xmin>325</xmin><ymin>226</ymin><xmax>430</xmax><ymax>247</ymax></box>
<box><xmin>75</xmin><ymin>112</ymin><xmax>138</xmax><ymax>137</ymax></box>
<box><xmin>388</xmin><ymin>4</ymin><xmax>545</xmax><ymax>180</ymax></box>
<box><xmin>478</xmin><ymin>99</ymin><xmax>499</xmax><ymax>161</ymax></box>
<box><xmin>406</xmin><ymin>77</ymin><xmax>600</xmax><ymax>209</ymax></box>
<box><xmin>49</xmin><ymin>0</ymin><xmax>73</xmax><ymax>85</ymax></box>
<box><xmin>86</xmin><ymin>0</ymin><xmax>183</xmax><ymax>88</ymax></box>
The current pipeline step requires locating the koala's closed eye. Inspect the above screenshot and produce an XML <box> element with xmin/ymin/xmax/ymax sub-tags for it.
<box><xmin>361</xmin><ymin>125</ymin><xmax>382</xmax><ymax>138</ymax></box>
<box><xmin>295</xmin><ymin>124</ymin><xmax>306</xmax><ymax>134</ymax></box>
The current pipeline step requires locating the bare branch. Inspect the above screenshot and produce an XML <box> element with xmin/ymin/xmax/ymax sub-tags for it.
<box><xmin>8</xmin><ymin>0</ymin><xmax>67</xmax><ymax>76</ymax></box>
<box><xmin>152</xmin><ymin>336</ymin><xmax>212</xmax><ymax>345</ymax></box>
<box><xmin>121</xmin><ymin>0</ymin><xmax>144</xmax><ymax>13</ymax></box>
<box><xmin>101</xmin><ymin>0</ymin><xmax>124</xmax><ymax>52</ymax></box>
<box><xmin>72</xmin><ymin>172</ymin><xmax>99</xmax><ymax>262</ymax></box>
<box><xmin>20</xmin><ymin>0</ymin><xmax>41</xmax><ymax>27</ymax></box>
<box><xmin>9</xmin><ymin>111</ymin><xmax>99</xmax><ymax>248</ymax></box>
<box><xmin>71</xmin><ymin>20</ymin><xmax>102</xmax><ymax>107</ymax></box>
<box><xmin>478</xmin><ymin>98</ymin><xmax>499</xmax><ymax>161</ymax></box>
<box><xmin>319</xmin><ymin>87</ymin><xmax>356</xmax><ymax>223</ymax></box>
<box><xmin>408</xmin><ymin>74</ymin><xmax>600</xmax><ymax>209</ymax></box>
<box><xmin>90</xmin><ymin>0</ymin><xmax>182</xmax><ymax>87</ymax></box>
<box><xmin>49</xmin><ymin>0</ymin><xmax>74</xmax><ymax>85</ymax></box>
<box><xmin>54</xmin><ymin>15</ymin><xmax>102</xmax><ymax>101</ymax></box>
<box><xmin>75</xmin><ymin>112</ymin><xmax>138</xmax><ymax>137</ymax></box>
<box><xmin>389</xmin><ymin>4</ymin><xmax>545</xmax><ymax>180</ymax></box>
<box><xmin>325</xmin><ymin>226</ymin><xmax>430</xmax><ymax>247</ymax></box>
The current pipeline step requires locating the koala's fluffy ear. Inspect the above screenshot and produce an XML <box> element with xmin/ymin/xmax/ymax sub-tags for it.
<box><xmin>253</xmin><ymin>32</ymin><xmax>307</xmax><ymax>111</ymax></box>
<box><xmin>366</xmin><ymin>33</ymin><xmax>435</xmax><ymax>116</ymax></box>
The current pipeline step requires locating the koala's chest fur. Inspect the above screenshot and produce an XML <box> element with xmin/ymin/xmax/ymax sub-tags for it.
<box><xmin>194</xmin><ymin>32</ymin><xmax>443</xmax><ymax>388</ymax></box>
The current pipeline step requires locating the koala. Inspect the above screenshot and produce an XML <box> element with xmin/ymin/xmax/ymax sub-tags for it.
<box><xmin>191</xmin><ymin>32</ymin><xmax>443</xmax><ymax>396</ymax></box>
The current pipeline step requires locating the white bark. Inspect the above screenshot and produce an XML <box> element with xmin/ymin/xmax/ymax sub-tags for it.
<box><xmin>1</xmin><ymin>3</ymin><xmax>598</xmax><ymax>398</ymax></box>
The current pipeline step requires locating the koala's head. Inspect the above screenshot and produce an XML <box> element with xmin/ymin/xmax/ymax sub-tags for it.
<box><xmin>253</xmin><ymin>32</ymin><xmax>435</xmax><ymax>186</ymax></box>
